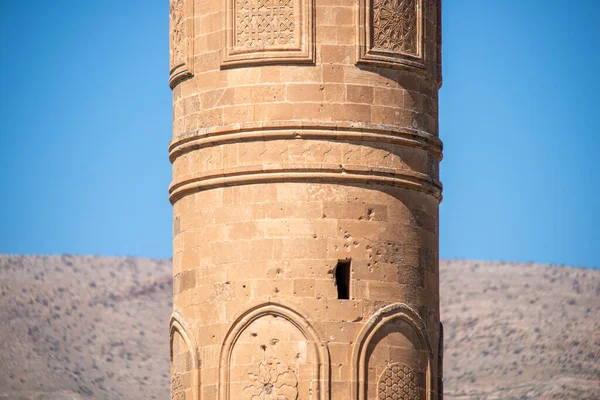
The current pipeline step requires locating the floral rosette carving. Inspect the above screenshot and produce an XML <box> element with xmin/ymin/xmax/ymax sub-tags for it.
<box><xmin>243</xmin><ymin>357</ymin><xmax>298</xmax><ymax>400</ymax></box>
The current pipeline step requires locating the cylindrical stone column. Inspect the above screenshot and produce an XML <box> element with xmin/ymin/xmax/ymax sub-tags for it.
<box><xmin>169</xmin><ymin>1</ymin><xmax>443</xmax><ymax>399</ymax></box>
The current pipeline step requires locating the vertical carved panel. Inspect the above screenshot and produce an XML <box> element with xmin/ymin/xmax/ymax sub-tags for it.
<box><xmin>222</xmin><ymin>0</ymin><xmax>314</xmax><ymax>67</ymax></box>
<box><xmin>171</xmin><ymin>330</ymin><xmax>192</xmax><ymax>400</ymax></box>
<box><xmin>436</xmin><ymin>0</ymin><xmax>442</xmax><ymax>86</ymax></box>
<box><xmin>170</xmin><ymin>313</ymin><xmax>200</xmax><ymax>400</ymax></box>
<box><xmin>171</xmin><ymin>0</ymin><xmax>186</xmax><ymax>68</ymax></box>
<box><xmin>358</xmin><ymin>0</ymin><xmax>425</xmax><ymax>70</ymax></box>
<box><xmin>438</xmin><ymin>322</ymin><xmax>444</xmax><ymax>400</ymax></box>
<box><xmin>170</xmin><ymin>0</ymin><xmax>194</xmax><ymax>88</ymax></box>
<box><xmin>373</xmin><ymin>0</ymin><xmax>419</xmax><ymax>56</ymax></box>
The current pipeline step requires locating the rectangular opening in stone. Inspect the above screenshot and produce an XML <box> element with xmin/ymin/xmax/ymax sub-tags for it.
<box><xmin>335</xmin><ymin>259</ymin><xmax>351</xmax><ymax>300</ymax></box>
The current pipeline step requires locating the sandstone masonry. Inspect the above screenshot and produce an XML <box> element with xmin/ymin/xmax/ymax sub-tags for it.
<box><xmin>169</xmin><ymin>1</ymin><xmax>443</xmax><ymax>399</ymax></box>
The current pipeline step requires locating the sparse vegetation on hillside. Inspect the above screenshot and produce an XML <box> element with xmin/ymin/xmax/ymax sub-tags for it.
<box><xmin>0</xmin><ymin>255</ymin><xmax>598</xmax><ymax>399</ymax></box>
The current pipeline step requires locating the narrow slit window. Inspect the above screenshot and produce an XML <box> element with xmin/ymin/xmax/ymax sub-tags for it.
<box><xmin>335</xmin><ymin>259</ymin><xmax>351</xmax><ymax>300</ymax></box>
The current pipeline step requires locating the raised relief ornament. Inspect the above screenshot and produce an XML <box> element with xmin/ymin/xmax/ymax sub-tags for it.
<box><xmin>244</xmin><ymin>357</ymin><xmax>298</xmax><ymax>400</ymax></box>
<box><xmin>223</xmin><ymin>0</ymin><xmax>314</xmax><ymax>67</ymax></box>
<box><xmin>170</xmin><ymin>0</ymin><xmax>194</xmax><ymax>88</ymax></box>
<box><xmin>359</xmin><ymin>0</ymin><xmax>425</xmax><ymax>69</ymax></box>
<box><xmin>378</xmin><ymin>364</ymin><xmax>420</xmax><ymax>400</ymax></box>
<box><xmin>171</xmin><ymin>373</ymin><xmax>185</xmax><ymax>400</ymax></box>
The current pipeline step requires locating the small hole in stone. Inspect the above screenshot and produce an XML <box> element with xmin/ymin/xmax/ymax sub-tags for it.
<box><xmin>263</xmin><ymin>383</ymin><xmax>274</xmax><ymax>394</ymax></box>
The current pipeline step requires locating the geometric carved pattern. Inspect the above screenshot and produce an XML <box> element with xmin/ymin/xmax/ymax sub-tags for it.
<box><xmin>378</xmin><ymin>364</ymin><xmax>419</xmax><ymax>400</ymax></box>
<box><xmin>222</xmin><ymin>0</ymin><xmax>314</xmax><ymax>67</ymax></box>
<box><xmin>236</xmin><ymin>0</ymin><xmax>296</xmax><ymax>48</ymax></box>
<box><xmin>357</xmin><ymin>0</ymin><xmax>425</xmax><ymax>70</ymax></box>
<box><xmin>373</xmin><ymin>0</ymin><xmax>419</xmax><ymax>56</ymax></box>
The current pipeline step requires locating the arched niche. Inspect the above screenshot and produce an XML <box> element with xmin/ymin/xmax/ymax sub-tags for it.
<box><xmin>351</xmin><ymin>303</ymin><xmax>434</xmax><ymax>400</ymax></box>
<box><xmin>170</xmin><ymin>311</ymin><xmax>200</xmax><ymax>400</ymax></box>
<box><xmin>219</xmin><ymin>301</ymin><xmax>330</xmax><ymax>400</ymax></box>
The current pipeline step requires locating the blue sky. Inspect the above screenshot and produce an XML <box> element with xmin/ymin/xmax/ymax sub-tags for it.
<box><xmin>0</xmin><ymin>1</ymin><xmax>598</xmax><ymax>268</ymax></box>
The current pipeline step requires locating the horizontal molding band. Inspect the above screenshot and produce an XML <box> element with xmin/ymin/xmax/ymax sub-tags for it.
<box><xmin>169</xmin><ymin>122</ymin><xmax>443</xmax><ymax>163</ymax></box>
<box><xmin>169</xmin><ymin>165</ymin><xmax>443</xmax><ymax>204</ymax></box>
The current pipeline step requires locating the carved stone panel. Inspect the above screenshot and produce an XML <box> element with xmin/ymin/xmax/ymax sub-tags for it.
<box><xmin>222</xmin><ymin>0</ymin><xmax>314</xmax><ymax>67</ymax></box>
<box><xmin>171</xmin><ymin>330</ymin><xmax>191</xmax><ymax>400</ymax></box>
<box><xmin>170</xmin><ymin>312</ymin><xmax>199</xmax><ymax>400</ymax></box>
<box><xmin>366</xmin><ymin>319</ymin><xmax>426</xmax><ymax>400</ymax></box>
<box><xmin>220</xmin><ymin>303</ymin><xmax>329</xmax><ymax>400</ymax></box>
<box><xmin>352</xmin><ymin>304</ymin><xmax>433</xmax><ymax>400</ymax></box>
<box><xmin>243</xmin><ymin>352</ymin><xmax>299</xmax><ymax>399</ymax></box>
<box><xmin>236</xmin><ymin>0</ymin><xmax>296</xmax><ymax>48</ymax></box>
<box><xmin>229</xmin><ymin>315</ymin><xmax>307</xmax><ymax>399</ymax></box>
<box><xmin>436</xmin><ymin>0</ymin><xmax>442</xmax><ymax>86</ymax></box>
<box><xmin>438</xmin><ymin>322</ymin><xmax>444</xmax><ymax>400</ymax></box>
<box><xmin>378</xmin><ymin>364</ymin><xmax>419</xmax><ymax>400</ymax></box>
<box><xmin>373</xmin><ymin>0</ymin><xmax>419</xmax><ymax>56</ymax></box>
<box><xmin>358</xmin><ymin>0</ymin><xmax>425</xmax><ymax>70</ymax></box>
<box><xmin>170</xmin><ymin>0</ymin><xmax>194</xmax><ymax>88</ymax></box>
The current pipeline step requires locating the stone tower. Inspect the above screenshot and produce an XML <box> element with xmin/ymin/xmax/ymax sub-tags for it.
<box><xmin>169</xmin><ymin>0</ymin><xmax>443</xmax><ymax>399</ymax></box>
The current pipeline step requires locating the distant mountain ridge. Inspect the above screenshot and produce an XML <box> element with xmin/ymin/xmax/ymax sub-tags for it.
<box><xmin>0</xmin><ymin>255</ymin><xmax>598</xmax><ymax>399</ymax></box>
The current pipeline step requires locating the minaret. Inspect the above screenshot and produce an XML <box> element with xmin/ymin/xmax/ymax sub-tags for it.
<box><xmin>168</xmin><ymin>0</ymin><xmax>443</xmax><ymax>399</ymax></box>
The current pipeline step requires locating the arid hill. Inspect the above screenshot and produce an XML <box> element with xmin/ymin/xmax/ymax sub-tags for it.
<box><xmin>0</xmin><ymin>255</ymin><xmax>598</xmax><ymax>399</ymax></box>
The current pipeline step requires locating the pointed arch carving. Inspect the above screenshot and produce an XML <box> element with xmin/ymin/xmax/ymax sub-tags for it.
<box><xmin>170</xmin><ymin>311</ymin><xmax>200</xmax><ymax>400</ymax></box>
<box><xmin>219</xmin><ymin>301</ymin><xmax>330</xmax><ymax>400</ymax></box>
<box><xmin>351</xmin><ymin>303</ymin><xmax>434</xmax><ymax>400</ymax></box>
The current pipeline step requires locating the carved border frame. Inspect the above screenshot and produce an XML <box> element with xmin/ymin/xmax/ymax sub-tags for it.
<box><xmin>357</xmin><ymin>0</ymin><xmax>426</xmax><ymax>71</ymax></box>
<box><xmin>351</xmin><ymin>303</ymin><xmax>435</xmax><ymax>400</ymax></box>
<box><xmin>169</xmin><ymin>0</ymin><xmax>194</xmax><ymax>89</ymax></box>
<box><xmin>170</xmin><ymin>311</ymin><xmax>201</xmax><ymax>400</ymax></box>
<box><xmin>221</xmin><ymin>0</ymin><xmax>315</xmax><ymax>67</ymax></box>
<box><xmin>218</xmin><ymin>301</ymin><xmax>330</xmax><ymax>400</ymax></box>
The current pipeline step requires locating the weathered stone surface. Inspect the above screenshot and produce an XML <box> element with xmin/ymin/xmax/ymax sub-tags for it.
<box><xmin>170</xmin><ymin>1</ymin><xmax>443</xmax><ymax>398</ymax></box>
